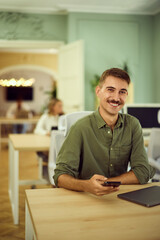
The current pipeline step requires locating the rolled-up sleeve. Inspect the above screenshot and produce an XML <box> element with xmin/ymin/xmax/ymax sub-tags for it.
<box><xmin>53</xmin><ymin>124</ymin><xmax>82</xmax><ymax>187</ymax></box>
<box><xmin>130</xmin><ymin>118</ymin><xmax>155</xmax><ymax>184</ymax></box>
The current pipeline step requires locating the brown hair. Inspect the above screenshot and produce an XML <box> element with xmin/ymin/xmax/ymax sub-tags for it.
<box><xmin>99</xmin><ymin>68</ymin><xmax>130</xmax><ymax>87</ymax></box>
<box><xmin>48</xmin><ymin>98</ymin><xmax>62</xmax><ymax>115</ymax></box>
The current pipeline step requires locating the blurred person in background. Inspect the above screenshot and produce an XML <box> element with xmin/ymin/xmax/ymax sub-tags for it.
<box><xmin>6</xmin><ymin>96</ymin><xmax>33</xmax><ymax>133</ymax></box>
<box><xmin>34</xmin><ymin>98</ymin><xmax>63</xmax><ymax>136</ymax></box>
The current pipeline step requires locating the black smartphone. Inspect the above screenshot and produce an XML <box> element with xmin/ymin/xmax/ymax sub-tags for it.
<box><xmin>102</xmin><ymin>181</ymin><xmax>121</xmax><ymax>187</ymax></box>
<box><xmin>51</xmin><ymin>126</ymin><xmax>58</xmax><ymax>131</ymax></box>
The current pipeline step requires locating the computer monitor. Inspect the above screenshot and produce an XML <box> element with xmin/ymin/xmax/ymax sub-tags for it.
<box><xmin>123</xmin><ymin>104</ymin><xmax>160</xmax><ymax>136</ymax></box>
<box><xmin>6</xmin><ymin>86</ymin><xmax>33</xmax><ymax>101</ymax></box>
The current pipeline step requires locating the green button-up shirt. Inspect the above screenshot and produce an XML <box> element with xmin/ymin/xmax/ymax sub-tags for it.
<box><xmin>54</xmin><ymin>110</ymin><xmax>155</xmax><ymax>186</ymax></box>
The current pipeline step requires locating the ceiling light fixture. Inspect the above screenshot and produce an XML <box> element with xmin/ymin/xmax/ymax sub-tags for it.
<box><xmin>0</xmin><ymin>78</ymin><xmax>35</xmax><ymax>87</ymax></box>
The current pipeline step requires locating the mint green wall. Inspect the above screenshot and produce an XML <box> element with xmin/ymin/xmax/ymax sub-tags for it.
<box><xmin>0</xmin><ymin>12</ymin><xmax>67</xmax><ymax>41</ymax></box>
<box><xmin>0</xmin><ymin>11</ymin><xmax>159</xmax><ymax>110</ymax></box>
<box><xmin>68</xmin><ymin>13</ymin><xmax>154</xmax><ymax>110</ymax></box>
<box><xmin>153</xmin><ymin>13</ymin><xmax>160</xmax><ymax>102</ymax></box>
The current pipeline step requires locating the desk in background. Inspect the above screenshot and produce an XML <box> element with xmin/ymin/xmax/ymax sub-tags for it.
<box><xmin>8</xmin><ymin>133</ymin><xmax>50</xmax><ymax>225</ymax></box>
<box><xmin>0</xmin><ymin>117</ymin><xmax>40</xmax><ymax>149</ymax></box>
<box><xmin>0</xmin><ymin>117</ymin><xmax>149</xmax><ymax>148</ymax></box>
<box><xmin>25</xmin><ymin>183</ymin><xmax>160</xmax><ymax>240</ymax></box>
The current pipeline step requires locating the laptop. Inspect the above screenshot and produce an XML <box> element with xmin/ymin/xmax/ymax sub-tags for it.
<box><xmin>117</xmin><ymin>186</ymin><xmax>160</xmax><ymax>207</ymax></box>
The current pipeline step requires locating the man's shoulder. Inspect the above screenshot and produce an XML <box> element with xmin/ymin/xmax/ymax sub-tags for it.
<box><xmin>73</xmin><ymin>112</ymin><xmax>94</xmax><ymax>127</ymax></box>
<box><xmin>65</xmin><ymin>112</ymin><xmax>95</xmax><ymax>138</ymax></box>
<box><xmin>121</xmin><ymin>113</ymin><xmax>140</xmax><ymax>126</ymax></box>
<box><xmin>69</xmin><ymin>112</ymin><xmax>95</xmax><ymax>133</ymax></box>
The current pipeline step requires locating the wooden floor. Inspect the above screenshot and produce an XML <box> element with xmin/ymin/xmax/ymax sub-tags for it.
<box><xmin>0</xmin><ymin>143</ymin><xmax>51</xmax><ymax>240</ymax></box>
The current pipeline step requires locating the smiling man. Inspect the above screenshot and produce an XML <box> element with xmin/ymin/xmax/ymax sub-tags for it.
<box><xmin>54</xmin><ymin>68</ymin><xmax>155</xmax><ymax>196</ymax></box>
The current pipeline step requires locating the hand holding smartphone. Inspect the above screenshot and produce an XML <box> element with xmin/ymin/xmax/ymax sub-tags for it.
<box><xmin>102</xmin><ymin>181</ymin><xmax>121</xmax><ymax>188</ymax></box>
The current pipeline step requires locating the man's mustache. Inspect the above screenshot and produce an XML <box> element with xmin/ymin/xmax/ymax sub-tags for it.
<box><xmin>107</xmin><ymin>100</ymin><xmax>121</xmax><ymax>105</ymax></box>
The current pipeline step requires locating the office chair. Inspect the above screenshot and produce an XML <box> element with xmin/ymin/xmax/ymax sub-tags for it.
<box><xmin>31</xmin><ymin>126</ymin><xmax>59</xmax><ymax>188</ymax></box>
<box><xmin>147</xmin><ymin>128</ymin><xmax>160</xmax><ymax>181</ymax></box>
<box><xmin>58</xmin><ymin>115</ymin><xmax>66</xmax><ymax>131</ymax></box>
<box><xmin>35</xmin><ymin>126</ymin><xmax>58</xmax><ymax>181</ymax></box>
<box><xmin>48</xmin><ymin>111</ymin><xmax>93</xmax><ymax>185</ymax></box>
<box><xmin>48</xmin><ymin>130</ymin><xmax>65</xmax><ymax>185</ymax></box>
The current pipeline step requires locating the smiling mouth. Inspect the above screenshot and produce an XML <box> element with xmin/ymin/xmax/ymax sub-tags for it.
<box><xmin>108</xmin><ymin>101</ymin><xmax>121</xmax><ymax>107</ymax></box>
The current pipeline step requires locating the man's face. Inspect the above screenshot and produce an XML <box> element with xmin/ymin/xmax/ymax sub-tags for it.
<box><xmin>96</xmin><ymin>76</ymin><xmax>129</xmax><ymax>116</ymax></box>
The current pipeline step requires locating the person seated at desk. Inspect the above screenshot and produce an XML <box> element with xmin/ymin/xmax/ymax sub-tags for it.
<box><xmin>6</xmin><ymin>96</ymin><xmax>32</xmax><ymax>134</ymax></box>
<box><xmin>34</xmin><ymin>98</ymin><xmax>63</xmax><ymax>163</ymax></box>
<box><xmin>54</xmin><ymin>68</ymin><xmax>155</xmax><ymax>196</ymax></box>
<box><xmin>34</xmin><ymin>98</ymin><xmax>63</xmax><ymax>136</ymax></box>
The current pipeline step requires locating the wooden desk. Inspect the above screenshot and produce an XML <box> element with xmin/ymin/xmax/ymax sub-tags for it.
<box><xmin>8</xmin><ymin>134</ymin><xmax>50</xmax><ymax>225</ymax></box>
<box><xmin>0</xmin><ymin>117</ymin><xmax>39</xmax><ymax>148</ymax></box>
<box><xmin>25</xmin><ymin>183</ymin><xmax>160</xmax><ymax>240</ymax></box>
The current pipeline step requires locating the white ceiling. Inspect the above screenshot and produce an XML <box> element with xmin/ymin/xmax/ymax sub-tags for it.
<box><xmin>0</xmin><ymin>0</ymin><xmax>159</xmax><ymax>15</ymax></box>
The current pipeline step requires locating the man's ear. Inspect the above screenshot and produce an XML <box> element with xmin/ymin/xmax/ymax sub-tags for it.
<box><xmin>95</xmin><ymin>85</ymin><xmax>101</xmax><ymax>97</ymax></box>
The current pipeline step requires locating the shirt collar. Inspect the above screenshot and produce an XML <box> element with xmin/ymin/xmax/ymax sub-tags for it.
<box><xmin>94</xmin><ymin>109</ymin><xmax>124</xmax><ymax>129</ymax></box>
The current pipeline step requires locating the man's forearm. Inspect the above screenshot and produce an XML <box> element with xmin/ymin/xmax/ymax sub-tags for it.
<box><xmin>57</xmin><ymin>174</ymin><xmax>88</xmax><ymax>192</ymax></box>
<box><xmin>57</xmin><ymin>174</ymin><xmax>119</xmax><ymax>196</ymax></box>
<box><xmin>107</xmin><ymin>170</ymin><xmax>139</xmax><ymax>184</ymax></box>
<box><xmin>57</xmin><ymin>171</ymin><xmax>139</xmax><ymax>192</ymax></box>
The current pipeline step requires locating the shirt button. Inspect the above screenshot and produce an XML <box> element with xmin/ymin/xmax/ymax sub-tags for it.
<box><xmin>108</xmin><ymin>130</ymin><xmax>110</xmax><ymax>134</ymax></box>
<box><xmin>110</xmin><ymin>164</ymin><xmax>113</xmax><ymax>167</ymax></box>
<box><xmin>110</xmin><ymin>147</ymin><xmax>113</xmax><ymax>150</ymax></box>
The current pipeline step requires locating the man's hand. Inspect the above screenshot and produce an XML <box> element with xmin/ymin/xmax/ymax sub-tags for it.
<box><xmin>84</xmin><ymin>174</ymin><xmax>119</xmax><ymax>196</ymax></box>
<box><xmin>57</xmin><ymin>174</ymin><xmax>119</xmax><ymax>196</ymax></box>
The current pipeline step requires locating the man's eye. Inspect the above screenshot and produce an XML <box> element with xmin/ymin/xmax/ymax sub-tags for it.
<box><xmin>120</xmin><ymin>91</ymin><xmax>127</xmax><ymax>95</ymax></box>
<box><xmin>107</xmin><ymin>88</ymin><xmax>114</xmax><ymax>92</ymax></box>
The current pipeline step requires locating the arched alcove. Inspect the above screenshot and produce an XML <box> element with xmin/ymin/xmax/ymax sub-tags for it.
<box><xmin>0</xmin><ymin>64</ymin><xmax>58</xmax><ymax>115</ymax></box>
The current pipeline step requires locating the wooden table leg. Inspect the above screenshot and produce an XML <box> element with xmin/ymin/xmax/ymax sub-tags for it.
<box><xmin>8</xmin><ymin>139</ymin><xmax>19</xmax><ymax>224</ymax></box>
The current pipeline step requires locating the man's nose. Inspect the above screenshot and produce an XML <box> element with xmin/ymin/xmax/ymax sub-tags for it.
<box><xmin>112</xmin><ymin>91</ymin><xmax>120</xmax><ymax>101</ymax></box>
